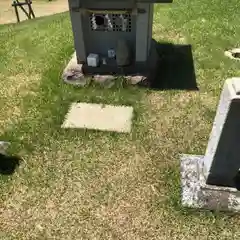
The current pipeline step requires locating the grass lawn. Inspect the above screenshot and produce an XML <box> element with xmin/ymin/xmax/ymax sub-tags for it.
<box><xmin>0</xmin><ymin>0</ymin><xmax>240</xmax><ymax>239</ymax></box>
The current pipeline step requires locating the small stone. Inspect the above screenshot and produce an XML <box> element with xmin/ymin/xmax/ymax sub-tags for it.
<box><xmin>0</xmin><ymin>141</ymin><xmax>10</xmax><ymax>154</ymax></box>
<box><xmin>62</xmin><ymin>52</ymin><xmax>88</xmax><ymax>87</ymax></box>
<box><xmin>93</xmin><ymin>75</ymin><xmax>115</xmax><ymax>88</ymax></box>
<box><xmin>231</xmin><ymin>77</ymin><xmax>240</xmax><ymax>95</ymax></box>
<box><xmin>63</xmin><ymin>72</ymin><xmax>89</xmax><ymax>87</ymax></box>
<box><xmin>126</xmin><ymin>75</ymin><xmax>146</xmax><ymax>85</ymax></box>
<box><xmin>93</xmin><ymin>75</ymin><xmax>114</xmax><ymax>83</ymax></box>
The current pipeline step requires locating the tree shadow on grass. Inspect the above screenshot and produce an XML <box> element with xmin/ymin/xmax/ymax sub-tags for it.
<box><xmin>139</xmin><ymin>42</ymin><xmax>198</xmax><ymax>91</ymax></box>
<box><xmin>0</xmin><ymin>153</ymin><xmax>21</xmax><ymax>175</ymax></box>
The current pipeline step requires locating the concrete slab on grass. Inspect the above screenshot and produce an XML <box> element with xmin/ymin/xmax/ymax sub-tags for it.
<box><xmin>62</xmin><ymin>103</ymin><xmax>133</xmax><ymax>133</ymax></box>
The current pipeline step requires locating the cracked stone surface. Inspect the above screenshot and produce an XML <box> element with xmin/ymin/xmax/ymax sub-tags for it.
<box><xmin>61</xmin><ymin>102</ymin><xmax>133</xmax><ymax>133</ymax></box>
<box><xmin>125</xmin><ymin>75</ymin><xmax>146</xmax><ymax>85</ymax></box>
<box><xmin>181</xmin><ymin>154</ymin><xmax>240</xmax><ymax>212</ymax></box>
<box><xmin>62</xmin><ymin>52</ymin><xmax>87</xmax><ymax>87</ymax></box>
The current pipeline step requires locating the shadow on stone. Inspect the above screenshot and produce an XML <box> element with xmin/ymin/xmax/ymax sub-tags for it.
<box><xmin>233</xmin><ymin>171</ymin><xmax>240</xmax><ymax>191</ymax></box>
<box><xmin>139</xmin><ymin>42</ymin><xmax>198</xmax><ymax>91</ymax></box>
<box><xmin>0</xmin><ymin>153</ymin><xmax>20</xmax><ymax>175</ymax></box>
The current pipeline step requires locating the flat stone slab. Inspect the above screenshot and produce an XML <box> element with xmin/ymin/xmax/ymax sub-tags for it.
<box><xmin>181</xmin><ymin>154</ymin><xmax>240</xmax><ymax>212</ymax></box>
<box><xmin>61</xmin><ymin>103</ymin><xmax>133</xmax><ymax>133</ymax></box>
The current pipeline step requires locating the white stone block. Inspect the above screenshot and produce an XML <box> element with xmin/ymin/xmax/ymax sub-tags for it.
<box><xmin>87</xmin><ymin>54</ymin><xmax>99</xmax><ymax>67</ymax></box>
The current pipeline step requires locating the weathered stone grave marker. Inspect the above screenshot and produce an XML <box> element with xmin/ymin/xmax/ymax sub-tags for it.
<box><xmin>181</xmin><ymin>77</ymin><xmax>240</xmax><ymax>211</ymax></box>
<box><xmin>64</xmin><ymin>0</ymin><xmax>173</xmax><ymax>86</ymax></box>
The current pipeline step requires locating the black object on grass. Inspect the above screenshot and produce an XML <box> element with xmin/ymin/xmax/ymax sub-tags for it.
<box><xmin>0</xmin><ymin>153</ymin><xmax>20</xmax><ymax>175</ymax></box>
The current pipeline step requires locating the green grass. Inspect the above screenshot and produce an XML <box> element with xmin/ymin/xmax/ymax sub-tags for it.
<box><xmin>0</xmin><ymin>0</ymin><xmax>240</xmax><ymax>238</ymax></box>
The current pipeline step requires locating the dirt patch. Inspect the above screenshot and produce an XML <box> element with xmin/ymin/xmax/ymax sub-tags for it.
<box><xmin>0</xmin><ymin>0</ymin><xmax>68</xmax><ymax>24</ymax></box>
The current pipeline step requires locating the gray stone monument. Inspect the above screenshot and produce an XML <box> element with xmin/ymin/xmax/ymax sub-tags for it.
<box><xmin>181</xmin><ymin>77</ymin><xmax>240</xmax><ymax>212</ymax></box>
<box><xmin>64</xmin><ymin>0</ymin><xmax>172</xmax><ymax>85</ymax></box>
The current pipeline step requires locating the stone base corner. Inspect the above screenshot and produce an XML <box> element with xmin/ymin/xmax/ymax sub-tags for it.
<box><xmin>181</xmin><ymin>154</ymin><xmax>240</xmax><ymax>212</ymax></box>
<box><xmin>62</xmin><ymin>45</ymin><xmax>160</xmax><ymax>87</ymax></box>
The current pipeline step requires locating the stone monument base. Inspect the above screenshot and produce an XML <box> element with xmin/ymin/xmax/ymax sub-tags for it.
<box><xmin>62</xmin><ymin>40</ymin><xmax>159</xmax><ymax>87</ymax></box>
<box><xmin>181</xmin><ymin>154</ymin><xmax>240</xmax><ymax>212</ymax></box>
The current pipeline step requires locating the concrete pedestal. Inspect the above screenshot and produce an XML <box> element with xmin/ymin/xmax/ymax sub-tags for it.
<box><xmin>62</xmin><ymin>40</ymin><xmax>159</xmax><ymax>87</ymax></box>
<box><xmin>203</xmin><ymin>78</ymin><xmax>240</xmax><ymax>188</ymax></box>
<box><xmin>181</xmin><ymin>154</ymin><xmax>240</xmax><ymax>212</ymax></box>
<box><xmin>181</xmin><ymin>77</ymin><xmax>240</xmax><ymax>212</ymax></box>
